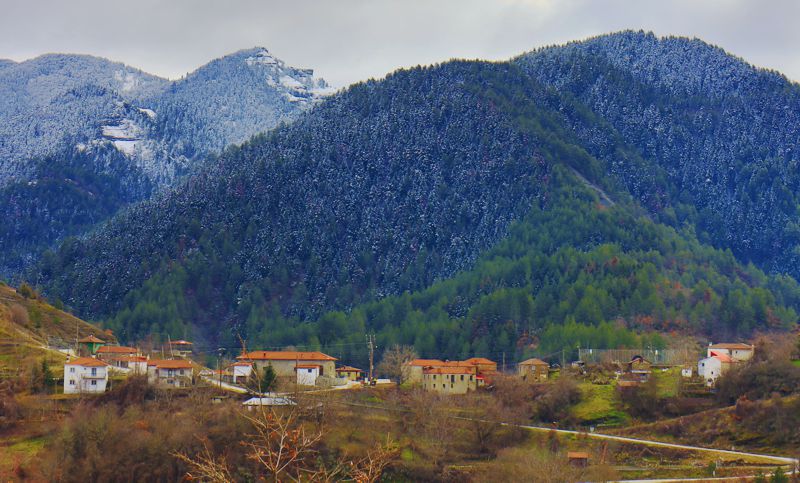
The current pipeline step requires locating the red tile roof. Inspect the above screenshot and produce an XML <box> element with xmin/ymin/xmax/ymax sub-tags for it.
<box><xmin>66</xmin><ymin>357</ymin><xmax>109</xmax><ymax>367</ymax></box>
<box><xmin>78</xmin><ymin>335</ymin><xmax>104</xmax><ymax>343</ymax></box>
<box><xmin>148</xmin><ymin>359</ymin><xmax>193</xmax><ymax>369</ymax></box>
<box><xmin>423</xmin><ymin>366</ymin><xmax>475</xmax><ymax>375</ymax></box>
<box><xmin>709</xmin><ymin>343</ymin><xmax>753</xmax><ymax>350</ymax></box>
<box><xmin>711</xmin><ymin>353</ymin><xmax>735</xmax><ymax>363</ymax></box>
<box><xmin>237</xmin><ymin>351</ymin><xmax>337</xmax><ymax>361</ymax></box>
<box><xmin>464</xmin><ymin>357</ymin><xmax>496</xmax><ymax>365</ymax></box>
<box><xmin>96</xmin><ymin>346</ymin><xmax>138</xmax><ymax>354</ymax></box>
<box><xmin>519</xmin><ymin>358</ymin><xmax>549</xmax><ymax>366</ymax></box>
<box><xmin>231</xmin><ymin>362</ymin><xmax>253</xmax><ymax>367</ymax></box>
<box><xmin>406</xmin><ymin>359</ymin><xmax>444</xmax><ymax>367</ymax></box>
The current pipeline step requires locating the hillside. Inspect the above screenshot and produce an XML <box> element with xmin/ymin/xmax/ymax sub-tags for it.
<box><xmin>0</xmin><ymin>282</ymin><xmax>111</xmax><ymax>376</ymax></box>
<box><xmin>515</xmin><ymin>30</ymin><xmax>800</xmax><ymax>280</ymax></box>
<box><xmin>0</xmin><ymin>48</ymin><xmax>329</xmax><ymax>277</ymax></box>
<box><xmin>29</xmin><ymin>35</ymin><xmax>800</xmax><ymax>355</ymax></box>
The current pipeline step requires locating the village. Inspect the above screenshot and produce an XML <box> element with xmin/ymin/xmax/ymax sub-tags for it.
<box><xmin>61</xmin><ymin>333</ymin><xmax>756</xmax><ymax>402</ymax></box>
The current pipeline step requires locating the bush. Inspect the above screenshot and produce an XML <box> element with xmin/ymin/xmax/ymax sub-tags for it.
<box><xmin>715</xmin><ymin>360</ymin><xmax>800</xmax><ymax>404</ymax></box>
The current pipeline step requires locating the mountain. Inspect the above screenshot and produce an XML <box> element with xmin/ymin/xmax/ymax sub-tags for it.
<box><xmin>0</xmin><ymin>48</ymin><xmax>329</xmax><ymax>277</ymax></box>
<box><xmin>514</xmin><ymin>31</ymin><xmax>800</xmax><ymax>277</ymax></box>
<box><xmin>0</xmin><ymin>53</ymin><xmax>166</xmax><ymax>183</ymax></box>
<box><xmin>30</xmin><ymin>33</ymin><xmax>800</xmax><ymax>355</ymax></box>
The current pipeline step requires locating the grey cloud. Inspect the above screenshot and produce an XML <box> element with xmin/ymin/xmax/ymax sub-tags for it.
<box><xmin>1</xmin><ymin>0</ymin><xmax>799</xmax><ymax>87</ymax></box>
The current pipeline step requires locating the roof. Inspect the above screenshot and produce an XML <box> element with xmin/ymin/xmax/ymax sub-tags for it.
<box><xmin>96</xmin><ymin>345</ymin><xmax>138</xmax><ymax>354</ymax></box>
<box><xmin>567</xmin><ymin>452</ymin><xmax>589</xmax><ymax>459</ymax></box>
<box><xmin>336</xmin><ymin>365</ymin><xmax>363</xmax><ymax>372</ymax></box>
<box><xmin>112</xmin><ymin>356</ymin><xmax>148</xmax><ymax>362</ymax></box>
<box><xmin>148</xmin><ymin>359</ymin><xmax>193</xmax><ymax>369</ymax></box>
<box><xmin>463</xmin><ymin>357</ymin><xmax>496</xmax><ymax>365</ymax></box>
<box><xmin>405</xmin><ymin>359</ymin><xmax>445</xmax><ymax>367</ymax></box>
<box><xmin>170</xmin><ymin>340</ymin><xmax>193</xmax><ymax>346</ymax></box>
<box><xmin>709</xmin><ymin>343</ymin><xmax>753</xmax><ymax>350</ymax></box>
<box><xmin>231</xmin><ymin>362</ymin><xmax>253</xmax><ymax>367</ymax></box>
<box><xmin>237</xmin><ymin>351</ymin><xmax>337</xmax><ymax>361</ymax></box>
<box><xmin>295</xmin><ymin>364</ymin><xmax>321</xmax><ymax>369</ymax></box>
<box><xmin>519</xmin><ymin>358</ymin><xmax>549</xmax><ymax>366</ymax></box>
<box><xmin>710</xmin><ymin>353</ymin><xmax>735</xmax><ymax>363</ymax></box>
<box><xmin>66</xmin><ymin>357</ymin><xmax>108</xmax><ymax>367</ymax></box>
<box><xmin>78</xmin><ymin>335</ymin><xmax>104</xmax><ymax>343</ymax></box>
<box><xmin>423</xmin><ymin>366</ymin><xmax>475</xmax><ymax>375</ymax></box>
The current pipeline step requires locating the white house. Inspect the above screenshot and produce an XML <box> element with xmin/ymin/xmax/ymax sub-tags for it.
<box><xmin>681</xmin><ymin>367</ymin><xmax>693</xmax><ymax>378</ymax></box>
<box><xmin>707</xmin><ymin>343</ymin><xmax>754</xmax><ymax>361</ymax></box>
<box><xmin>64</xmin><ymin>357</ymin><xmax>109</xmax><ymax>394</ymax></box>
<box><xmin>295</xmin><ymin>364</ymin><xmax>320</xmax><ymax>386</ymax></box>
<box><xmin>698</xmin><ymin>353</ymin><xmax>736</xmax><ymax>386</ymax></box>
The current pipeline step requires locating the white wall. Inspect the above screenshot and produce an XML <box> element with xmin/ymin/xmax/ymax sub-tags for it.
<box><xmin>296</xmin><ymin>367</ymin><xmax>319</xmax><ymax>386</ymax></box>
<box><xmin>64</xmin><ymin>364</ymin><xmax>108</xmax><ymax>394</ymax></box>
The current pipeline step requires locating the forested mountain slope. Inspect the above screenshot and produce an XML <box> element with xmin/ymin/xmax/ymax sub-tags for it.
<box><xmin>515</xmin><ymin>30</ymin><xmax>800</xmax><ymax>278</ymax></box>
<box><xmin>0</xmin><ymin>48</ymin><xmax>328</xmax><ymax>277</ymax></box>
<box><xmin>30</xmin><ymin>33</ymin><xmax>800</xmax><ymax>352</ymax></box>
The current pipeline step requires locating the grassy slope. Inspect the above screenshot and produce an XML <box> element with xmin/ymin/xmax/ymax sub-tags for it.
<box><xmin>0</xmin><ymin>282</ymin><xmax>112</xmax><ymax>375</ymax></box>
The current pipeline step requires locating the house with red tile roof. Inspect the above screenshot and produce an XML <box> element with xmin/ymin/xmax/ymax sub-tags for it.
<box><xmin>422</xmin><ymin>366</ymin><xmax>478</xmax><ymax>394</ymax></box>
<box><xmin>698</xmin><ymin>351</ymin><xmax>738</xmax><ymax>387</ymax></box>
<box><xmin>406</xmin><ymin>357</ymin><xmax>497</xmax><ymax>391</ymax></box>
<box><xmin>707</xmin><ymin>343</ymin><xmax>754</xmax><ymax>361</ymax></box>
<box><xmin>335</xmin><ymin>365</ymin><xmax>364</xmax><ymax>381</ymax></box>
<box><xmin>237</xmin><ymin>351</ymin><xmax>337</xmax><ymax>380</ymax></box>
<box><xmin>147</xmin><ymin>359</ymin><xmax>194</xmax><ymax>388</ymax></box>
<box><xmin>518</xmin><ymin>358</ymin><xmax>550</xmax><ymax>381</ymax></box>
<box><xmin>64</xmin><ymin>357</ymin><xmax>109</xmax><ymax>394</ymax></box>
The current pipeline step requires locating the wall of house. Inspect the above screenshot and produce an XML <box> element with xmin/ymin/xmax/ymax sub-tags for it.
<box><xmin>422</xmin><ymin>373</ymin><xmax>476</xmax><ymax>395</ymax></box>
<box><xmin>518</xmin><ymin>365</ymin><xmax>548</xmax><ymax>381</ymax></box>
<box><xmin>337</xmin><ymin>371</ymin><xmax>361</xmax><ymax>381</ymax></box>
<box><xmin>698</xmin><ymin>357</ymin><xmax>725</xmax><ymax>386</ymax></box>
<box><xmin>296</xmin><ymin>367</ymin><xmax>319</xmax><ymax>386</ymax></box>
<box><xmin>147</xmin><ymin>367</ymin><xmax>192</xmax><ymax>387</ymax></box>
<box><xmin>253</xmin><ymin>360</ymin><xmax>335</xmax><ymax>377</ymax></box>
<box><xmin>64</xmin><ymin>365</ymin><xmax>108</xmax><ymax>394</ymax></box>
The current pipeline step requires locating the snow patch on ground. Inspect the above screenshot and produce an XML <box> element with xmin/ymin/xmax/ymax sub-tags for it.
<box><xmin>137</xmin><ymin>107</ymin><xmax>156</xmax><ymax>119</ymax></box>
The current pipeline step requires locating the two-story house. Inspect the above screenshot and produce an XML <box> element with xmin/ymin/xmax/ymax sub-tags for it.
<box><xmin>147</xmin><ymin>359</ymin><xmax>193</xmax><ymax>388</ymax></box>
<box><xmin>64</xmin><ymin>357</ymin><xmax>109</xmax><ymax>394</ymax></box>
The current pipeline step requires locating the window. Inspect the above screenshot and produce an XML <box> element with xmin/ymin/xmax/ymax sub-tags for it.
<box><xmin>91</xmin><ymin>368</ymin><xmax>97</xmax><ymax>376</ymax></box>
<box><xmin>460</xmin><ymin>375</ymin><xmax>464</xmax><ymax>381</ymax></box>
<box><xmin>308</xmin><ymin>369</ymin><xmax>313</xmax><ymax>373</ymax></box>
<box><xmin>179</xmin><ymin>369</ymin><xmax>185</xmax><ymax>375</ymax></box>
<box><xmin>91</xmin><ymin>380</ymin><xmax>97</xmax><ymax>386</ymax></box>
<box><xmin>470</xmin><ymin>375</ymin><xmax>473</xmax><ymax>381</ymax></box>
<box><xmin>69</xmin><ymin>380</ymin><xmax>75</xmax><ymax>385</ymax></box>
<box><xmin>69</xmin><ymin>367</ymin><xmax>75</xmax><ymax>373</ymax></box>
<box><xmin>433</xmin><ymin>384</ymin><xmax>436</xmax><ymax>388</ymax></box>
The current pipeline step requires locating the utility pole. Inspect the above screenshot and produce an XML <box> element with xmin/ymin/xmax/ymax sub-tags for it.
<box><xmin>217</xmin><ymin>347</ymin><xmax>225</xmax><ymax>389</ymax></box>
<box><xmin>502</xmin><ymin>352</ymin><xmax>506</xmax><ymax>373</ymax></box>
<box><xmin>366</xmin><ymin>334</ymin><xmax>376</xmax><ymax>382</ymax></box>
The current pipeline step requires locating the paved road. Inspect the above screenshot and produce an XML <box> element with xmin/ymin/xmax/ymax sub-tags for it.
<box><xmin>512</xmin><ymin>423</ymin><xmax>798</xmax><ymax>482</ymax></box>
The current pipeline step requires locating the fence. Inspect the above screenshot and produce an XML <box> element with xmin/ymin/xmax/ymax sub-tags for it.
<box><xmin>578</xmin><ymin>348</ymin><xmax>696</xmax><ymax>366</ymax></box>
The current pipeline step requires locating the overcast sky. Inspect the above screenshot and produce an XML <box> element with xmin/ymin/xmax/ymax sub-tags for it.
<box><xmin>1</xmin><ymin>0</ymin><xmax>798</xmax><ymax>87</ymax></box>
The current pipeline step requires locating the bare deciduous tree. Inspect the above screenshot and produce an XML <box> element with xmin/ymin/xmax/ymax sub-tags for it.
<box><xmin>376</xmin><ymin>345</ymin><xmax>418</xmax><ymax>384</ymax></box>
